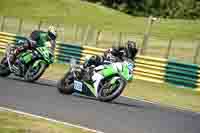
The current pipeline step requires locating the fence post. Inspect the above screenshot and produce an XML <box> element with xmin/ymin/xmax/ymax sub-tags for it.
<box><xmin>165</xmin><ymin>38</ymin><xmax>173</xmax><ymax>59</ymax></box>
<box><xmin>95</xmin><ymin>30</ymin><xmax>101</xmax><ymax>47</ymax></box>
<box><xmin>1</xmin><ymin>16</ymin><xmax>6</xmax><ymax>32</ymax></box>
<box><xmin>83</xmin><ymin>25</ymin><xmax>90</xmax><ymax>46</ymax></box>
<box><xmin>73</xmin><ymin>24</ymin><xmax>78</xmax><ymax>42</ymax></box>
<box><xmin>193</xmin><ymin>40</ymin><xmax>200</xmax><ymax>64</ymax></box>
<box><xmin>38</xmin><ymin>20</ymin><xmax>43</xmax><ymax>30</ymax></box>
<box><xmin>141</xmin><ymin>16</ymin><xmax>157</xmax><ymax>55</ymax></box>
<box><xmin>62</xmin><ymin>27</ymin><xmax>65</xmax><ymax>42</ymax></box>
<box><xmin>57</xmin><ymin>24</ymin><xmax>65</xmax><ymax>42</ymax></box>
<box><xmin>118</xmin><ymin>32</ymin><xmax>123</xmax><ymax>47</ymax></box>
<box><xmin>18</xmin><ymin>18</ymin><xmax>23</xmax><ymax>34</ymax></box>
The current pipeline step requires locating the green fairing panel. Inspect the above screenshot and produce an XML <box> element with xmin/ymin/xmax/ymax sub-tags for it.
<box><xmin>83</xmin><ymin>81</ymin><xmax>96</xmax><ymax>97</ymax></box>
<box><xmin>122</xmin><ymin>64</ymin><xmax>132</xmax><ymax>80</ymax></box>
<box><xmin>100</xmin><ymin>63</ymin><xmax>133</xmax><ymax>81</ymax></box>
<box><xmin>101</xmin><ymin>66</ymin><xmax>116</xmax><ymax>77</ymax></box>
<box><xmin>36</xmin><ymin>47</ymin><xmax>53</xmax><ymax>64</ymax></box>
<box><xmin>18</xmin><ymin>52</ymin><xmax>33</xmax><ymax>64</ymax></box>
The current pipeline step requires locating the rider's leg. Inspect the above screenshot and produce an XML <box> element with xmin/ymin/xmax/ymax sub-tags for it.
<box><xmin>92</xmin><ymin>72</ymin><xmax>104</xmax><ymax>97</ymax></box>
<box><xmin>94</xmin><ymin>65</ymin><xmax>105</xmax><ymax>71</ymax></box>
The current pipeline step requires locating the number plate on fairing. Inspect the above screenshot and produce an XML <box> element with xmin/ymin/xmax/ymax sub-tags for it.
<box><xmin>74</xmin><ymin>80</ymin><xmax>83</xmax><ymax>92</ymax></box>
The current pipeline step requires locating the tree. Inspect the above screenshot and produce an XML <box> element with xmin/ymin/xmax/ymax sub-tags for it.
<box><xmin>82</xmin><ymin>0</ymin><xmax>200</xmax><ymax>19</ymax></box>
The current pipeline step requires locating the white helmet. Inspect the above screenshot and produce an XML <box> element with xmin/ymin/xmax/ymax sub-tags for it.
<box><xmin>48</xmin><ymin>25</ymin><xmax>57</xmax><ymax>40</ymax></box>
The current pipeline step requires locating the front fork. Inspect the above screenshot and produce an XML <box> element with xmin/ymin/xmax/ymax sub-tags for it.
<box><xmin>6</xmin><ymin>53</ymin><xmax>13</xmax><ymax>72</ymax></box>
<box><xmin>6</xmin><ymin>52</ymin><xmax>23</xmax><ymax>74</ymax></box>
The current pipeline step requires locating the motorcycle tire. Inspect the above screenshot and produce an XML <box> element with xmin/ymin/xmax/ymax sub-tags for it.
<box><xmin>24</xmin><ymin>61</ymin><xmax>47</xmax><ymax>82</ymax></box>
<box><xmin>57</xmin><ymin>72</ymin><xmax>74</xmax><ymax>95</ymax></box>
<box><xmin>98</xmin><ymin>77</ymin><xmax>126</xmax><ymax>102</ymax></box>
<box><xmin>0</xmin><ymin>57</ymin><xmax>11</xmax><ymax>77</ymax></box>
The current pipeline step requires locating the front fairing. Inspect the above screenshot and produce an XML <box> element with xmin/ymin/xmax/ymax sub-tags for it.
<box><xmin>18</xmin><ymin>51</ymin><xmax>33</xmax><ymax>64</ymax></box>
<box><xmin>72</xmin><ymin>79</ymin><xmax>96</xmax><ymax>97</ymax></box>
<box><xmin>121</xmin><ymin>62</ymin><xmax>133</xmax><ymax>81</ymax></box>
<box><xmin>35</xmin><ymin>46</ymin><xmax>54</xmax><ymax>64</ymax></box>
<box><xmin>99</xmin><ymin>61</ymin><xmax>133</xmax><ymax>81</ymax></box>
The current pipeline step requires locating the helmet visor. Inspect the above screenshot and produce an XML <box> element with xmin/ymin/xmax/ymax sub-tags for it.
<box><xmin>48</xmin><ymin>32</ymin><xmax>56</xmax><ymax>40</ymax></box>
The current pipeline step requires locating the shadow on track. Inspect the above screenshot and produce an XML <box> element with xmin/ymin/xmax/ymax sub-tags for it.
<box><xmin>3</xmin><ymin>76</ymin><xmax>56</xmax><ymax>87</ymax></box>
<box><xmin>1</xmin><ymin>76</ymin><xmax>161</xmax><ymax>111</ymax></box>
<box><xmin>73</xmin><ymin>93</ymin><xmax>146</xmax><ymax>109</ymax></box>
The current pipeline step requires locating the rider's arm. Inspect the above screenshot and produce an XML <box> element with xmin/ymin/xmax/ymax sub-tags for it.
<box><xmin>26</xmin><ymin>30</ymin><xmax>43</xmax><ymax>49</ymax></box>
<box><xmin>26</xmin><ymin>39</ymin><xmax>37</xmax><ymax>49</ymax></box>
<box><xmin>50</xmin><ymin>40</ymin><xmax>56</xmax><ymax>52</ymax></box>
<box><xmin>111</xmin><ymin>46</ymin><xmax>125</xmax><ymax>56</ymax></box>
<box><xmin>132</xmin><ymin>48</ymin><xmax>138</xmax><ymax>58</ymax></box>
<box><xmin>83</xmin><ymin>55</ymin><xmax>103</xmax><ymax>68</ymax></box>
<box><xmin>127</xmin><ymin>47</ymin><xmax>138</xmax><ymax>60</ymax></box>
<box><xmin>14</xmin><ymin>38</ymin><xmax>36</xmax><ymax>54</ymax></box>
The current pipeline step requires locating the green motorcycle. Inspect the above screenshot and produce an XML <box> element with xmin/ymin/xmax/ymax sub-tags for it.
<box><xmin>57</xmin><ymin>58</ymin><xmax>134</xmax><ymax>102</ymax></box>
<box><xmin>0</xmin><ymin>43</ymin><xmax>53</xmax><ymax>82</ymax></box>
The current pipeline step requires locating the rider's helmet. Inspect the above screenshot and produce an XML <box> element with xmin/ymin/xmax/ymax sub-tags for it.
<box><xmin>127</xmin><ymin>40</ymin><xmax>137</xmax><ymax>49</ymax></box>
<box><xmin>124</xmin><ymin>40</ymin><xmax>138</xmax><ymax>60</ymax></box>
<box><xmin>47</xmin><ymin>25</ymin><xmax>57</xmax><ymax>41</ymax></box>
<box><xmin>104</xmin><ymin>48</ymin><xmax>113</xmax><ymax>59</ymax></box>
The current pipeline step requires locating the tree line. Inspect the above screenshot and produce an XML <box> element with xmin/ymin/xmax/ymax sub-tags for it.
<box><xmin>83</xmin><ymin>0</ymin><xmax>200</xmax><ymax>19</ymax></box>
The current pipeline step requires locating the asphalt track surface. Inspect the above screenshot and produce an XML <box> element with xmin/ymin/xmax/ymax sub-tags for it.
<box><xmin>0</xmin><ymin>77</ymin><xmax>200</xmax><ymax>133</ymax></box>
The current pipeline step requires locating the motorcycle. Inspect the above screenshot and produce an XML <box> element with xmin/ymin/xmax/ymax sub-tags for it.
<box><xmin>57</xmin><ymin>58</ymin><xmax>134</xmax><ymax>102</ymax></box>
<box><xmin>0</xmin><ymin>42</ymin><xmax>53</xmax><ymax>82</ymax></box>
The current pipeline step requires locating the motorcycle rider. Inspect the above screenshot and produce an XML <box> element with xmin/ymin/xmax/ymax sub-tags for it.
<box><xmin>83</xmin><ymin>40</ymin><xmax>138</xmax><ymax>97</ymax></box>
<box><xmin>10</xmin><ymin>25</ymin><xmax>57</xmax><ymax>64</ymax></box>
<box><xmin>83</xmin><ymin>40</ymin><xmax>138</xmax><ymax>68</ymax></box>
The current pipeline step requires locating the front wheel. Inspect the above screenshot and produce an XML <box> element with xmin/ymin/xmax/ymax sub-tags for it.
<box><xmin>24</xmin><ymin>60</ymin><xmax>47</xmax><ymax>82</ymax></box>
<box><xmin>57</xmin><ymin>71</ymin><xmax>74</xmax><ymax>95</ymax></box>
<box><xmin>98</xmin><ymin>77</ymin><xmax>126</xmax><ymax>102</ymax></box>
<box><xmin>0</xmin><ymin>57</ymin><xmax>11</xmax><ymax>77</ymax></box>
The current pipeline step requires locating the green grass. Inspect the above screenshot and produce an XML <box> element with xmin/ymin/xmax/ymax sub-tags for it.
<box><xmin>0</xmin><ymin>110</ymin><xmax>92</xmax><ymax>133</ymax></box>
<box><xmin>0</xmin><ymin>0</ymin><xmax>200</xmax><ymax>40</ymax></box>
<box><xmin>124</xmin><ymin>79</ymin><xmax>200</xmax><ymax>112</ymax></box>
<box><xmin>42</xmin><ymin>63</ymin><xmax>69</xmax><ymax>80</ymax></box>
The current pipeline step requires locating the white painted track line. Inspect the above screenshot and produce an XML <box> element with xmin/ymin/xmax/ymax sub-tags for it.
<box><xmin>0</xmin><ymin>106</ymin><xmax>104</xmax><ymax>133</ymax></box>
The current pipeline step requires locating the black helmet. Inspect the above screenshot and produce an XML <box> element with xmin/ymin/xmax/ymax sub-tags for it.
<box><xmin>125</xmin><ymin>40</ymin><xmax>138</xmax><ymax>60</ymax></box>
<box><xmin>127</xmin><ymin>40</ymin><xmax>136</xmax><ymax>49</ymax></box>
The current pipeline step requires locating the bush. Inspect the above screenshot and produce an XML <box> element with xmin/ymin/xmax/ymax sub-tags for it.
<box><xmin>82</xmin><ymin>0</ymin><xmax>200</xmax><ymax>19</ymax></box>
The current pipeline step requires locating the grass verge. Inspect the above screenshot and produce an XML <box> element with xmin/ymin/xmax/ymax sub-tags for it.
<box><xmin>0</xmin><ymin>0</ymin><xmax>200</xmax><ymax>40</ymax></box>
<box><xmin>41</xmin><ymin>63</ymin><xmax>69</xmax><ymax>80</ymax></box>
<box><xmin>0</xmin><ymin>109</ymin><xmax>92</xmax><ymax>133</ymax></box>
<box><xmin>124</xmin><ymin>79</ymin><xmax>200</xmax><ymax>113</ymax></box>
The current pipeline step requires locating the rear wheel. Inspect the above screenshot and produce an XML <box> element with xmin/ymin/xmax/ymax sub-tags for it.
<box><xmin>57</xmin><ymin>72</ymin><xmax>74</xmax><ymax>95</ymax></box>
<box><xmin>0</xmin><ymin>57</ymin><xmax>11</xmax><ymax>77</ymax></box>
<box><xmin>98</xmin><ymin>77</ymin><xmax>126</xmax><ymax>102</ymax></box>
<box><xmin>24</xmin><ymin>60</ymin><xmax>47</xmax><ymax>82</ymax></box>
